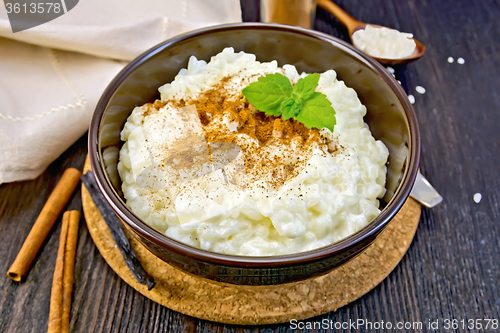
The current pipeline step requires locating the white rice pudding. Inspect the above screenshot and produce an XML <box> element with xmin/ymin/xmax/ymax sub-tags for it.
<box><xmin>117</xmin><ymin>47</ymin><xmax>389</xmax><ymax>256</ymax></box>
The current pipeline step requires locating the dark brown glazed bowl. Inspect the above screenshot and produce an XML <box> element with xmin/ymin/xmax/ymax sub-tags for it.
<box><xmin>89</xmin><ymin>23</ymin><xmax>420</xmax><ymax>285</ymax></box>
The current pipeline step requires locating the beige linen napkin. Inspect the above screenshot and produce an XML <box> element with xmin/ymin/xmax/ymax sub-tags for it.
<box><xmin>0</xmin><ymin>0</ymin><xmax>242</xmax><ymax>183</ymax></box>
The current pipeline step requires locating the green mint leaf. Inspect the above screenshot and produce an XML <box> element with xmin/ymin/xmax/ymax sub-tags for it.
<box><xmin>242</xmin><ymin>73</ymin><xmax>293</xmax><ymax>116</ymax></box>
<box><xmin>291</xmin><ymin>92</ymin><xmax>302</xmax><ymax>104</ymax></box>
<box><xmin>294</xmin><ymin>92</ymin><xmax>336</xmax><ymax>132</ymax></box>
<box><xmin>293</xmin><ymin>73</ymin><xmax>320</xmax><ymax>100</ymax></box>
<box><xmin>242</xmin><ymin>72</ymin><xmax>336</xmax><ymax>132</ymax></box>
<box><xmin>281</xmin><ymin>97</ymin><xmax>302</xmax><ymax>120</ymax></box>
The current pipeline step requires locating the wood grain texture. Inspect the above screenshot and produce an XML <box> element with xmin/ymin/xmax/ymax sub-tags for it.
<box><xmin>1</xmin><ymin>0</ymin><xmax>499</xmax><ymax>332</ymax></box>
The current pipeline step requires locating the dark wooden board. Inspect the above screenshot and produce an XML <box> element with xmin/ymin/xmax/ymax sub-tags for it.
<box><xmin>1</xmin><ymin>0</ymin><xmax>499</xmax><ymax>332</ymax></box>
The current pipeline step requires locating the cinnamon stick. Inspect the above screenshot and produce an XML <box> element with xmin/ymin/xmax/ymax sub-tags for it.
<box><xmin>47</xmin><ymin>211</ymin><xmax>69</xmax><ymax>333</ymax></box>
<box><xmin>7</xmin><ymin>168</ymin><xmax>81</xmax><ymax>282</ymax></box>
<box><xmin>62</xmin><ymin>210</ymin><xmax>79</xmax><ymax>332</ymax></box>
<box><xmin>48</xmin><ymin>210</ymin><xmax>80</xmax><ymax>333</ymax></box>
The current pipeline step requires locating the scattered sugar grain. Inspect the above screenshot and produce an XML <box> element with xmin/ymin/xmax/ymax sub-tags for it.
<box><xmin>457</xmin><ymin>57</ymin><xmax>465</xmax><ymax>64</ymax></box>
<box><xmin>416</xmin><ymin>86</ymin><xmax>426</xmax><ymax>94</ymax></box>
<box><xmin>386</xmin><ymin>67</ymin><xmax>395</xmax><ymax>74</ymax></box>
<box><xmin>408</xmin><ymin>94</ymin><xmax>415</xmax><ymax>104</ymax></box>
<box><xmin>473</xmin><ymin>193</ymin><xmax>482</xmax><ymax>203</ymax></box>
<box><xmin>397</xmin><ymin>80</ymin><xmax>401</xmax><ymax>85</ymax></box>
<box><xmin>447</xmin><ymin>57</ymin><xmax>454</xmax><ymax>63</ymax></box>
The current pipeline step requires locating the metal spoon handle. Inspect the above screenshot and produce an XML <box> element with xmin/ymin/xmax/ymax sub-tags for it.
<box><xmin>410</xmin><ymin>172</ymin><xmax>443</xmax><ymax>208</ymax></box>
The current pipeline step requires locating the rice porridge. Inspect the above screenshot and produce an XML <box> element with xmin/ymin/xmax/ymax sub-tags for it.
<box><xmin>117</xmin><ymin>47</ymin><xmax>389</xmax><ymax>256</ymax></box>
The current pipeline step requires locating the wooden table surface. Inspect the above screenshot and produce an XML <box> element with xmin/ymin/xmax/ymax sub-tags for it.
<box><xmin>1</xmin><ymin>0</ymin><xmax>499</xmax><ymax>332</ymax></box>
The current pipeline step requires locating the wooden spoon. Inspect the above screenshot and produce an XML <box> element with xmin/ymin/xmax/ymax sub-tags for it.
<box><xmin>317</xmin><ymin>0</ymin><xmax>425</xmax><ymax>65</ymax></box>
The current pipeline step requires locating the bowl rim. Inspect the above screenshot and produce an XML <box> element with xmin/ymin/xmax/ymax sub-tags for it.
<box><xmin>89</xmin><ymin>22</ymin><xmax>420</xmax><ymax>268</ymax></box>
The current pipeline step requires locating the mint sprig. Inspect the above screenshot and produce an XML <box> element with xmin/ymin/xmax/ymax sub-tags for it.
<box><xmin>242</xmin><ymin>73</ymin><xmax>336</xmax><ymax>132</ymax></box>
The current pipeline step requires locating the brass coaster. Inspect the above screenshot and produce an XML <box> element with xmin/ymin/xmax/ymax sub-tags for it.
<box><xmin>82</xmin><ymin>158</ymin><xmax>421</xmax><ymax>325</ymax></box>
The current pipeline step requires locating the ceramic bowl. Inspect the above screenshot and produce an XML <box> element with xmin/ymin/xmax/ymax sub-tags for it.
<box><xmin>89</xmin><ymin>23</ymin><xmax>420</xmax><ymax>285</ymax></box>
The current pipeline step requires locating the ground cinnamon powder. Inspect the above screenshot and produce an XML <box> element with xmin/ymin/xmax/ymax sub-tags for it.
<box><xmin>142</xmin><ymin>75</ymin><xmax>333</xmax><ymax>189</ymax></box>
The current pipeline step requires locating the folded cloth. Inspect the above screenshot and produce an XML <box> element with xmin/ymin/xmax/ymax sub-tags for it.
<box><xmin>0</xmin><ymin>0</ymin><xmax>242</xmax><ymax>183</ymax></box>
